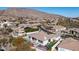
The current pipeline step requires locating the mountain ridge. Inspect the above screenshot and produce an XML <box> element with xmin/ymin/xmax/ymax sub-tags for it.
<box><xmin>0</xmin><ymin>8</ymin><xmax>65</xmax><ymax>18</ymax></box>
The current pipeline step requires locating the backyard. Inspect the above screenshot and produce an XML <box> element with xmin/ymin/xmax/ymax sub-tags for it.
<box><xmin>24</xmin><ymin>27</ymin><xmax>39</xmax><ymax>33</ymax></box>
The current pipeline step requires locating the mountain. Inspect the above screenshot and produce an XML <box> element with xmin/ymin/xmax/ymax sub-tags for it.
<box><xmin>0</xmin><ymin>8</ymin><xmax>67</xmax><ymax>20</ymax></box>
<box><xmin>0</xmin><ymin>8</ymin><xmax>71</xmax><ymax>27</ymax></box>
<box><xmin>0</xmin><ymin>8</ymin><xmax>78</xmax><ymax>28</ymax></box>
<box><xmin>0</xmin><ymin>10</ymin><xmax>4</xmax><ymax>15</ymax></box>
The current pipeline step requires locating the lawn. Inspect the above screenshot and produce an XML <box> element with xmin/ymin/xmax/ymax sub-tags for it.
<box><xmin>24</xmin><ymin>27</ymin><xmax>39</xmax><ymax>33</ymax></box>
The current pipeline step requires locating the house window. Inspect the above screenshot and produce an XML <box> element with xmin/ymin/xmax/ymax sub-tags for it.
<box><xmin>32</xmin><ymin>37</ymin><xmax>37</xmax><ymax>41</ymax></box>
<box><xmin>70</xmin><ymin>30</ymin><xmax>74</xmax><ymax>34</ymax></box>
<box><xmin>48</xmin><ymin>39</ymin><xmax>51</xmax><ymax>42</ymax></box>
<box><xmin>55</xmin><ymin>47</ymin><xmax>58</xmax><ymax>50</ymax></box>
<box><xmin>38</xmin><ymin>40</ymin><xmax>43</xmax><ymax>43</ymax></box>
<box><xmin>29</xmin><ymin>36</ymin><xmax>31</xmax><ymax>38</ymax></box>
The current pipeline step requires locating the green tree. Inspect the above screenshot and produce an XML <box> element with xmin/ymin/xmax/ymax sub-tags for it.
<box><xmin>46</xmin><ymin>40</ymin><xmax>57</xmax><ymax>51</ymax></box>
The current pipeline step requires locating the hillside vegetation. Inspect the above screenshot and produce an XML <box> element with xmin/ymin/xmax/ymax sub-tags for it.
<box><xmin>57</xmin><ymin>18</ymin><xmax>79</xmax><ymax>28</ymax></box>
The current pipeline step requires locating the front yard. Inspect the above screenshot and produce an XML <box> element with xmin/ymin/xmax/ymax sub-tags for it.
<box><xmin>46</xmin><ymin>40</ymin><xmax>57</xmax><ymax>51</ymax></box>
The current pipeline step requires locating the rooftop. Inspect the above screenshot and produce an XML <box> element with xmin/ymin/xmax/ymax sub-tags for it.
<box><xmin>53</xmin><ymin>25</ymin><xmax>66</xmax><ymax>30</ymax></box>
<box><xmin>69</xmin><ymin>28</ymin><xmax>79</xmax><ymax>32</ymax></box>
<box><xmin>28</xmin><ymin>31</ymin><xmax>60</xmax><ymax>41</ymax></box>
<box><xmin>29</xmin><ymin>31</ymin><xmax>51</xmax><ymax>41</ymax></box>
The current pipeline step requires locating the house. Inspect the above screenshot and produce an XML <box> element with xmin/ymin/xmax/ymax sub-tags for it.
<box><xmin>0</xmin><ymin>21</ymin><xmax>12</xmax><ymax>28</ymax></box>
<box><xmin>27</xmin><ymin>30</ymin><xmax>61</xmax><ymax>46</ymax></box>
<box><xmin>57</xmin><ymin>37</ymin><xmax>79</xmax><ymax>51</ymax></box>
<box><xmin>61</xmin><ymin>28</ymin><xmax>79</xmax><ymax>38</ymax></box>
<box><xmin>53</xmin><ymin>25</ymin><xmax>66</xmax><ymax>32</ymax></box>
<box><xmin>11</xmin><ymin>27</ymin><xmax>26</xmax><ymax>37</ymax></box>
<box><xmin>0</xmin><ymin>20</ymin><xmax>17</xmax><ymax>29</ymax></box>
<box><xmin>39</xmin><ymin>25</ymin><xmax>66</xmax><ymax>34</ymax></box>
<box><xmin>69</xmin><ymin>28</ymin><xmax>79</xmax><ymax>37</ymax></box>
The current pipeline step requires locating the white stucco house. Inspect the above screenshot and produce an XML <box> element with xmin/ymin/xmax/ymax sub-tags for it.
<box><xmin>0</xmin><ymin>21</ymin><xmax>12</xmax><ymax>28</ymax></box>
<box><xmin>53</xmin><ymin>25</ymin><xmax>66</xmax><ymax>32</ymax></box>
<box><xmin>26</xmin><ymin>30</ymin><xmax>61</xmax><ymax>46</ymax></box>
<box><xmin>11</xmin><ymin>27</ymin><xmax>26</xmax><ymax>37</ymax></box>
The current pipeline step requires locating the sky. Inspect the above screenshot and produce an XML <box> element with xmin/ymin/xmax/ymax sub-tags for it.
<box><xmin>0</xmin><ymin>7</ymin><xmax>79</xmax><ymax>17</ymax></box>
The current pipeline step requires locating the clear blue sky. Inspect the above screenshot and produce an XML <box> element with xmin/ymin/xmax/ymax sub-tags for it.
<box><xmin>0</xmin><ymin>7</ymin><xmax>79</xmax><ymax>17</ymax></box>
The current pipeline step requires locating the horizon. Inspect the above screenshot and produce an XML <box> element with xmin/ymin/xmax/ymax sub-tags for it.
<box><xmin>0</xmin><ymin>7</ymin><xmax>79</xmax><ymax>17</ymax></box>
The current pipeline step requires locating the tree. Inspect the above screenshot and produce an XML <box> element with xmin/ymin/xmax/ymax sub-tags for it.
<box><xmin>46</xmin><ymin>40</ymin><xmax>57</xmax><ymax>51</ymax></box>
<box><xmin>12</xmin><ymin>37</ymin><xmax>35</xmax><ymax>51</ymax></box>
